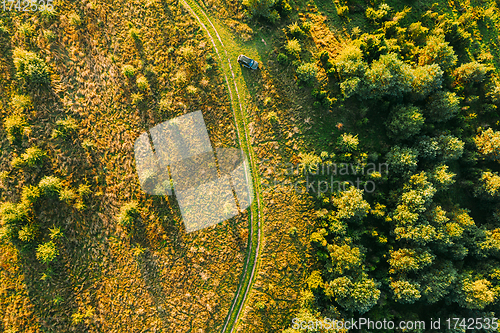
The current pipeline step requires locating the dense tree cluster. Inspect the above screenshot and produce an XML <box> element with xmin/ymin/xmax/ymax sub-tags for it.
<box><xmin>289</xmin><ymin>1</ymin><xmax>500</xmax><ymax>330</ymax></box>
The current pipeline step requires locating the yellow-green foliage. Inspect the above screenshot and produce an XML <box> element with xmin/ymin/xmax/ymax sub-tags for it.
<box><xmin>390</xmin><ymin>279</ymin><xmax>421</xmax><ymax>304</ymax></box>
<box><xmin>458</xmin><ymin>278</ymin><xmax>497</xmax><ymax>310</ymax></box>
<box><xmin>0</xmin><ymin>202</ymin><xmax>27</xmax><ymax>226</ymax></box>
<box><xmin>52</xmin><ymin>117</ymin><xmax>79</xmax><ymax>139</ymax></box>
<box><xmin>39</xmin><ymin>176</ymin><xmax>62</xmax><ymax>197</ymax></box>
<box><xmin>12</xmin><ymin>147</ymin><xmax>46</xmax><ymax>168</ymax></box>
<box><xmin>474</xmin><ymin>128</ymin><xmax>500</xmax><ymax>161</ymax></box>
<box><xmin>338</xmin><ymin>133</ymin><xmax>359</xmax><ymax>151</ymax></box>
<box><xmin>59</xmin><ymin>188</ymin><xmax>77</xmax><ymax>204</ymax></box>
<box><xmin>129</xmin><ymin>27</ymin><xmax>141</xmax><ymax>41</ymax></box>
<box><xmin>186</xmin><ymin>85</ymin><xmax>198</xmax><ymax>95</ymax></box>
<box><xmin>10</xmin><ymin>94</ymin><xmax>32</xmax><ymax>110</ymax></box>
<box><xmin>68</xmin><ymin>12</ymin><xmax>82</xmax><ymax>26</ymax></box>
<box><xmin>13</xmin><ymin>49</ymin><xmax>51</xmax><ymax>85</ymax></box>
<box><xmin>49</xmin><ymin>226</ymin><xmax>63</xmax><ymax>240</ymax></box>
<box><xmin>117</xmin><ymin>201</ymin><xmax>140</xmax><ymax>227</ymax></box>
<box><xmin>21</xmin><ymin>185</ymin><xmax>41</xmax><ymax>205</ymax></box>
<box><xmin>78</xmin><ymin>184</ymin><xmax>92</xmax><ymax>199</ymax></box>
<box><xmin>336</xmin><ymin>5</ymin><xmax>349</xmax><ymax>17</ymax></box>
<box><xmin>36</xmin><ymin>240</ymin><xmax>59</xmax><ymax>263</ymax></box>
<box><xmin>285</xmin><ymin>39</ymin><xmax>301</xmax><ymax>56</ymax></box>
<box><xmin>296</xmin><ymin>62</ymin><xmax>317</xmax><ymax>83</ymax></box>
<box><xmin>122</xmin><ymin>64</ymin><xmax>136</xmax><ymax>78</ymax></box>
<box><xmin>4</xmin><ymin>114</ymin><xmax>27</xmax><ymax>143</ymax></box>
<box><xmin>18</xmin><ymin>223</ymin><xmax>38</xmax><ymax>242</ymax></box>
<box><xmin>136</xmin><ymin>75</ymin><xmax>149</xmax><ymax>91</ymax></box>
<box><xmin>288</xmin><ymin>22</ymin><xmax>305</xmax><ymax>38</ymax></box>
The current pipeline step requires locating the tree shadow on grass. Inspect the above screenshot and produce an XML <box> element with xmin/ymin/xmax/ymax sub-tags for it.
<box><xmin>19</xmin><ymin>246</ymin><xmax>91</xmax><ymax>332</ymax></box>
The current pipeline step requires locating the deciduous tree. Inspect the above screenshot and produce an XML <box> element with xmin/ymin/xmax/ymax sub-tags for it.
<box><xmin>390</xmin><ymin>279</ymin><xmax>421</xmax><ymax>304</ymax></box>
<box><xmin>425</xmin><ymin>91</ymin><xmax>460</xmax><ymax>122</ymax></box>
<box><xmin>474</xmin><ymin>128</ymin><xmax>500</xmax><ymax>162</ymax></box>
<box><xmin>386</xmin><ymin>105</ymin><xmax>425</xmax><ymax>140</ymax></box>
<box><xmin>324</xmin><ymin>274</ymin><xmax>380</xmax><ymax>313</ymax></box>
<box><xmin>331</xmin><ymin>186</ymin><xmax>370</xmax><ymax>222</ymax></box>
<box><xmin>418</xmin><ymin>35</ymin><xmax>457</xmax><ymax>71</ymax></box>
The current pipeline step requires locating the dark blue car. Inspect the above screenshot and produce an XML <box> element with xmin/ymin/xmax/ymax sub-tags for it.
<box><xmin>237</xmin><ymin>54</ymin><xmax>259</xmax><ymax>70</ymax></box>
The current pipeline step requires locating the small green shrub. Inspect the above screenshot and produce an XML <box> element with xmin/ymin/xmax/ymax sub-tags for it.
<box><xmin>285</xmin><ymin>38</ymin><xmax>302</xmax><ymax>57</ymax></box>
<box><xmin>337</xmin><ymin>5</ymin><xmax>349</xmax><ymax>17</ymax></box>
<box><xmin>186</xmin><ymin>85</ymin><xmax>198</xmax><ymax>95</ymax></box>
<box><xmin>366</xmin><ymin>3</ymin><xmax>391</xmax><ymax>23</ymax></box>
<box><xmin>10</xmin><ymin>94</ymin><xmax>32</xmax><ymax>110</ymax></box>
<box><xmin>180</xmin><ymin>46</ymin><xmax>195</xmax><ymax>61</ymax></box>
<box><xmin>322</xmin><ymin>97</ymin><xmax>333</xmax><ymax>108</ymax></box>
<box><xmin>277</xmin><ymin>53</ymin><xmax>289</xmax><ymax>65</ymax></box>
<box><xmin>19</xmin><ymin>23</ymin><xmax>35</xmax><ymax>40</ymax></box>
<box><xmin>386</xmin><ymin>105</ymin><xmax>425</xmax><ymax>140</ymax></box>
<box><xmin>301</xmin><ymin>21</ymin><xmax>312</xmax><ymax>32</ymax></box>
<box><xmin>78</xmin><ymin>184</ymin><xmax>92</xmax><ymax>199</ymax></box>
<box><xmin>39</xmin><ymin>176</ymin><xmax>62</xmax><ymax>197</ymax></box>
<box><xmin>0</xmin><ymin>25</ymin><xmax>7</xmax><ymax>36</ymax></box>
<box><xmin>0</xmin><ymin>202</ymin><xmax>27</xmax><ymax>226</ymax></box>
<box><xmin>49</xmin><ymin>226</ymin><xmax>63</xmax><ymax>240</ymax></box>
<box><xmin>11</xmin><ymin>156</ymin><xmax>24</xmax><ymax>169</ymax></box>
<box><xmin>13</xmin><ymin>49</ymin><xmax>51</xmax><ymax>85</ymax></box>
<box><xmin>122</xmin><ymin>64</ymin><xmax>136</xmax><ymax>78</ymax></box>
<box><xmin>268</xmin><ymin>10</ymin><xmax>280</xmax><ymax>24</ymax></box>
<box><xmin>4</xmin><ymin>115</ymin><xmax>27</xmax><ymax>143</ymax></box>
<box><xmin>68</xmin><ymin>12</ymin><xmax>81</xmax><ymax>26</ymax></box>
<box><xmin>285</xmin><ymin>39</ymin><xmax>302</xmax><ymax>57</ymax></box>
<box><xmin>129</xmin><ymin>27</ymin><xmax>141</xmax><ymax>41</ymax></box>
<box><xmin>255</xmin><ymin>301</ymin><xmax>266</xmax><ymax>310</ymax></box>
<box><xmin>288</xmin><ymin>22</ymin><xmax>305</xmax><ymax>38</ymax></box>
<box><xmin>71</xmin><ymin>306</ymin><xmax>95</xmax><ymax>325</ymax></box>
<box><xmin>21</xmin><ymin>185</ymin><xmax>41</xmax><ymax>206</ymax></box>
<box><xmin>276</xmin><ymin>0</ymin><xmax>292</xmax><ymax>15</ymax></box>
<box><xmin>338</xmin><ymin>133</ymin><xmax>359</xmax><ymax>152</ymax></box>
<box><xmin>36</xmin><ymin>241</ymin><xmax>59</xmax><ymax>263</ymax></box>
<box><xmin>43</xmin><ymin>29</ymin><xmax>57</xmax><ymax>42</ymax></box>
<box><xmin>266</xmin><ymin>111</ymin><xmax>279</xmax><ymax>124</ymax></box>
<box><xmin>52</xmin><ymin>117</ymin><xmax>78</xmax><ymax>139</ymax></box>
<box><xmin>453</xmin><ymin>61</ymin><xmax>491</xmax><ymax>85</ymax></box>
<box><xmin>81</xmin><ymin>139</ymin><xmax>96</xmax><ymax>150</ymax></box>
<box><xmin>22</xmin><ymin>147</ymin><xmax>46</xmax><ymax>168</ymax></box>
<box><xmin>173</xmin><ymin>70</ymin><xmax>187</xmax><ymax>86</ymax></box>
<box><xmin>117</xmin><ymin>201</ymin><xmax>140</xmax><ymax>227</ymax></box>
<box><xmin>0</xmin><ymin>171</ymin><xmax>9</xmax><ymax>183</ymax></box>
<box><xmin>18</xmin><ymin>223</ymin><xmax>38</xmax><ymax>242</ymax></box>
<box><xmin>136</xmin><ymin>75</ymin><xmax>149</xmax><ymax>91</ymax></box>
<box><xmin>40</xmin><ymin>8</ymin><xmax>57</xmax><ymax>23</ymax></box>
<box><xmin>318</xmin><ymin>50</ymin><xmax>329</xmax><ymax>63</ymax></box>
<box><xmin>408</xmin><ymin>22</ymin><xmax>429</xmax><ymax>45</ymax></box>
<box><xmin>296</xmin><ymin>62</ymin><xmax>317</xmax><ymax>83</ymax></box>
<box><xmin>12</xmin><ymin>147</ymin><xmax>46</xmax><ymax>169</ymax></box>
<box><xmin>131</xmin><ymin>93</ymin><xmax>144</xmax><ymax>105</ymax></box>
<box><xmin>59</xmin><ymin>188</ymin><xmax>77</xmax><ymax>204</ymax></box>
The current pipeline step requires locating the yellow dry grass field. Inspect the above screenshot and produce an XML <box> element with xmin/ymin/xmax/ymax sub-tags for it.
<box><xmin>0</xmin><ymin>0</ymin><xmax>251</xmax><ymax>331</ymax></box>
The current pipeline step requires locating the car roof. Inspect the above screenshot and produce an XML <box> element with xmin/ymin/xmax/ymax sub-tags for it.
<box><xmin>239</xmin><ymin>55</ymin><xmax>252</xmax><ymax>63</ymax></box>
